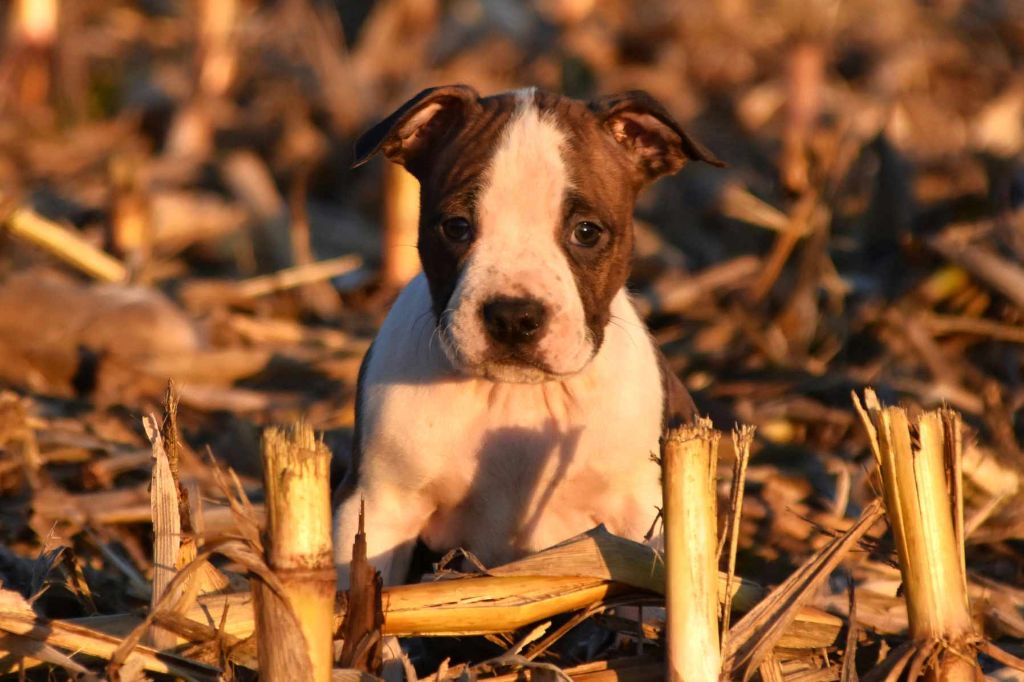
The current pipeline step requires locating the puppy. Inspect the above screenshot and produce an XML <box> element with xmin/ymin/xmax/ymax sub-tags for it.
<box><xmin>335</xmin><ymin>85</ymin><xmax>722</xmax><ymax>586</ymax></box>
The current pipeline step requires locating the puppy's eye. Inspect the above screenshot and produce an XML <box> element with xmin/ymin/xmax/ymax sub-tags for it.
<box><xmin>440</xmin><ymin>217</ymin><xmax>473</xmax><ymax>243</ymax></box>
<box><xmin>570</xmin><ymin>221</ymin><xmax>603</xmax><ymax>248</ymax></box>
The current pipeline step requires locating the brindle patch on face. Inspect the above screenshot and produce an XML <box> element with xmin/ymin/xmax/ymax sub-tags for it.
<box><xmin>416</xmin><ymin>98</ymin><xmax>517</xmax><ymax>320</ymax></box>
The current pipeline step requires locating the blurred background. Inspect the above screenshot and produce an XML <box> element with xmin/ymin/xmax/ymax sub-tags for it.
<box><xmin>1</xmin><ymin>0</ymin><xmax>1023</xmax><ymax>672</ymax></box>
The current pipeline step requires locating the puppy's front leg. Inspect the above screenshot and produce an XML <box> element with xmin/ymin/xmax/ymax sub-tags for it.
<box><xmin>334</xmin><ymin>482</ymin><xmax>432</xmax><ymax>588</ymax></box>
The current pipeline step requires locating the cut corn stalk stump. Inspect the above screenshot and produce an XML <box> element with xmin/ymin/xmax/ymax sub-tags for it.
<box><xmin>661</xmin><ymin>420</ymin><xmax>722</xmax><ymax>682</ymax></box>
<box><xmin>853</xmin><ymin>390</ymin><xmax>981</xmax><ymax>681</ymax></box>
<box><xmin>255</xmin><ymin>423</ymin><xmax>335</xmax><ymax>682</ymax></box>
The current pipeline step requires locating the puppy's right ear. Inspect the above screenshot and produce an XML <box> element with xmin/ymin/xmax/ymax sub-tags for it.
<box><xmin>353</xmin><ymin>85</ymin><xmax>481</xmax><ymax>178</ymax></box>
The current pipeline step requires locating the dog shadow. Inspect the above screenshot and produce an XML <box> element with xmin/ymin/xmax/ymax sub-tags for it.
<box><xmin>440</xmin><ymin>418</ymin><xmax>584</xmax><ymax>569</ymax></box>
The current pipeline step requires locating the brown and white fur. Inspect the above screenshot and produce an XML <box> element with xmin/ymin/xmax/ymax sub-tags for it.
<box><xmin>335</xmin><ymin>85</ymin><xmax>722</xmax><ymax>586</ymax></box>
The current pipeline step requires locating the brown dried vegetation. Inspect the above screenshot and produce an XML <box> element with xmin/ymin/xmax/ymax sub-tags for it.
<box><xmin>1</xmin><ymin>0</ymin><xmax>1023</xmax><ymax>680</ymax></box>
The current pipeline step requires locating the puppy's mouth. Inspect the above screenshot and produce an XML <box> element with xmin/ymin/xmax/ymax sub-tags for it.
<box><xmin>480</xmin><ymin>350</ymin><xmax>556</xmax><ymax>383</ymax></box>
<box><xmin>436</xmin><ymin>314</ymin><xmax>589</xmax><ymax>384</ymax></box>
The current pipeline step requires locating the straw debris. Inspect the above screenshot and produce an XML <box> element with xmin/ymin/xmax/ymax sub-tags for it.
<box><xmin>2</xmin><ymin>1</ymin><xmax>1024</xmax><ymax>679</ymax></box>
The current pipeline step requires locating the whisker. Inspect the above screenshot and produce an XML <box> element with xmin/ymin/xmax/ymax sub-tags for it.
<box><xmin>427</xmin><ymin>312</ymin><xmax>444</xmax><ymax>353</ymax></box>
<box><xmin>430</xmin><ymin>306</ymin><xmax>458</xmax><ymax>359</ymax></box>
<box><xmin>410</xmin><ymin>310</ymin><xmax>435</xmax><ymax>340</ymax></box>
<box><xmin>610</xmin><ymin>313</ymin><xmax>645</xmax><ymax>330</ymax></box>
<box><xmin>608</xmin><ymin>316</ymin><xmax>641</xmax><ymax>351</ymax></box>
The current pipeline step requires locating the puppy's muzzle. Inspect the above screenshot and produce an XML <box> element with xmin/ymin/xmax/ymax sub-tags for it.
<box><xmin>480</xmin><ymin>296</ymin><xmax>548</xmax><ymax>348</ymax></box>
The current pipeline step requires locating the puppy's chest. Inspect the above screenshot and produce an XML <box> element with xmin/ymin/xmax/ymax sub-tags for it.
<box><xmin>371</xmin><ymin>376</ymin><xmax>663</xmax><ymax>559</ymax></box>
<box><xmin>374</xmin><ymin>377</ymin><xmax>659</xmax><ymax>494</ymax></box>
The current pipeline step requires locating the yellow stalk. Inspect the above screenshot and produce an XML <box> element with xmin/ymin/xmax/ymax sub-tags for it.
<box><xmin>854</xmin><ymin>390</ymin><xmax>978</xmax><ymax>680</ymax></box>
<box><xmin>382</xmin><ymin>162</ymin><xmax>421</xmax><ymax>287</ymax></box>
<box><xmin>662</xmin><ymin>419</ymin><xmax>721</xmax><ymax>682</ymax></box>
<box><xmin>3</xmin><ymin>207</ymin><xmax>127</xmax><ymax>282</ymax></box>
<box><xmin>256</xmin><ymin>423</ymin><xmax>335</xmax><ymax>682</ymax></box>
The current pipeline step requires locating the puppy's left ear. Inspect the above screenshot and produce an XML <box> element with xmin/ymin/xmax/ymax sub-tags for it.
<box><xmin>591</xmin><ymin>91</ymin><xmax>725</xmax><ymax>185</ymax></box>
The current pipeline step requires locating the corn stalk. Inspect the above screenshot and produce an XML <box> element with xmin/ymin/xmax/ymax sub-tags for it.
<box><xmin>255</xmin><ymin>423</ymin><xmax>335</xmax><ymax>682</ymax></box>
<box><xmin>853</xmin><ymin>389</ymin><xmax>979</xmax><ymax>680</ymax></box>
<box><xmin>662</xmin><ymin>419</ymin><xmax>721</xmax><ymax>682</ymax></box>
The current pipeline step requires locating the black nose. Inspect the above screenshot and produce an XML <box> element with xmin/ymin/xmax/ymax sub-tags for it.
<box><xmin>481</xmin><ymin>297</ymin><xmax>548</xmax><ymax>346</ymax></box>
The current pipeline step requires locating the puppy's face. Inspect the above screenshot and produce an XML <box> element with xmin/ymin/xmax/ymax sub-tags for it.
<box><xmin>355</xmin><ymin>86</ymin><xmax>721</xmax><ymax>382</ymax></box>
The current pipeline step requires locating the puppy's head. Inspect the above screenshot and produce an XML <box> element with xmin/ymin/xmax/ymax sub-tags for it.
<box><xmin>355</xmin><ymin>86</ymin><xmax>722</xmax><ymax>383</ymax></box>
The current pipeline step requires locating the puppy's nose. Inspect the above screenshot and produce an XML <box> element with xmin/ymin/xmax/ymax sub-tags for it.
<box><xmin>481</xmin><ymin>297</ymin><xmax>548</xmax><ymax>346</ymax></box>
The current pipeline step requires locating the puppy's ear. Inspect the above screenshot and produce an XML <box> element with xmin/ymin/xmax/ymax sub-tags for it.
<box><xmin>353</xmin><ymin>85</ymin><xmax>481</xmax><ymax>178</ymax></box>
<box><xmin>590</xmin><ymin>90</ymin><xmax>724</xmax><ymax>185</ymax></box>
